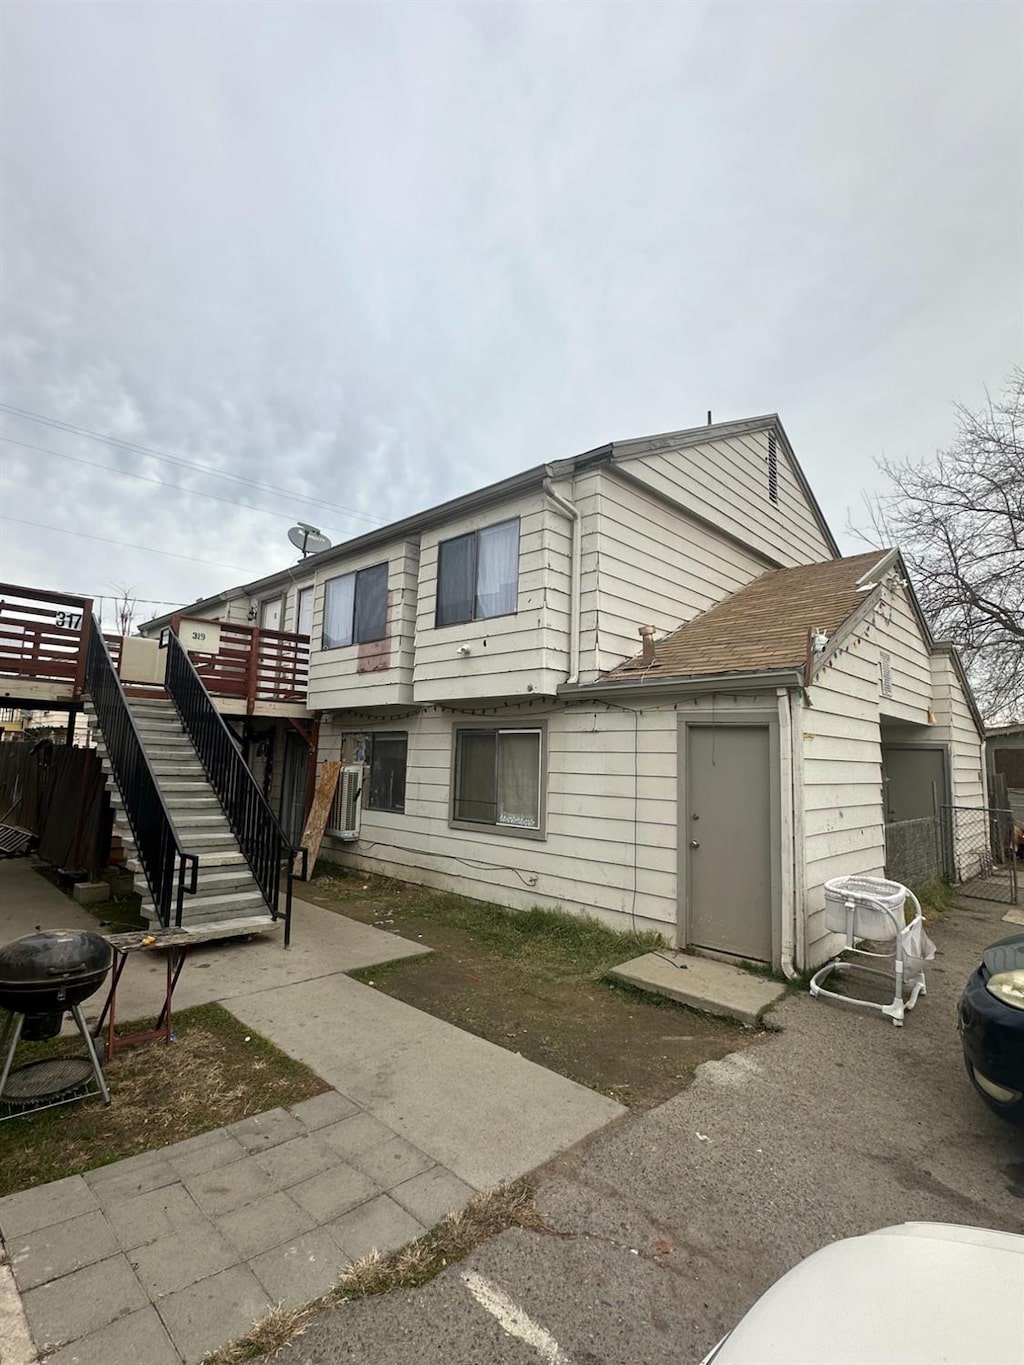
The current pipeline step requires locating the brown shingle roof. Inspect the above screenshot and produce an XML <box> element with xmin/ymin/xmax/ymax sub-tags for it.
<box><xmin>602</xmin><ymin>550</ymin><xmax>893</xmax><ymax>682</ymax></box>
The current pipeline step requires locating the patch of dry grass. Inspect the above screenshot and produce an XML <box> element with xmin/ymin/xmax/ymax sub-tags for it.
<box><xmin>0</xmin><ymin>1004</ymin><xmax>327</xmax><ymax>1197</ymax></box>
<box><xmin>204</xmin><ymin>1180</ymin><xmax>552</xmax><ymax>1364</ymax></box>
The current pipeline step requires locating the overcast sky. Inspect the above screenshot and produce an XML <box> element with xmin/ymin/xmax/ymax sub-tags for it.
<box><xmin>1</xmin><ymin>0</ymin><xmax>1021</xmax><ymax>627</ymax></box>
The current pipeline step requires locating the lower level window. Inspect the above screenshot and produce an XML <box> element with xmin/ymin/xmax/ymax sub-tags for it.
<box><xmin>453</xmin><ymin>727</ymin><xmax>542</xmax><ymax>830</ymax></box>
<box><xmin>368</xmin><ymin>733</ymin><xmax>407</xmax><ymax>813</ymax></box>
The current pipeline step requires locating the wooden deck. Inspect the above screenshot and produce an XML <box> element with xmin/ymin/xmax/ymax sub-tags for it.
<box><xmin>1</xmin><ymin>585</ymin><xmax>312</xmax><ymax>717</ymax></box>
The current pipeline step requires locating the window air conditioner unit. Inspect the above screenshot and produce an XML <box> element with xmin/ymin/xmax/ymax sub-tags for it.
<box><xmin>327</xmin><ymin>764</ymin><xmax>363</xmax><ymax>841</ymax></box>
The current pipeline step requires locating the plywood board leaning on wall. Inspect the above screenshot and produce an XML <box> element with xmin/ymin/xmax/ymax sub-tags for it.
<box><xmin>295</xmin><ymin>760</ymin><xmax>341</xmax><ymax>877</ymax></box>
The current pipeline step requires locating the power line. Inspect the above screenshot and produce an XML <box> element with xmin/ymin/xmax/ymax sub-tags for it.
<box><xmin>1</xmin><ymin>515</ymin><xmax>253</xmax><ymax>572</ymax></box>
<box><xmin>0</xmin><ymin>434</ymin><xmax>342</xmax><ymax>535</ymax></box>
<box><xmin>0</xmin><ymin>402</ymin><xmax>383</xmax><ymax>527</ymax></box>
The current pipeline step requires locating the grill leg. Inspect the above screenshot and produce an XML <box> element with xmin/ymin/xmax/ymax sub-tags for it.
<box><xmin>0</xmin><ymin>1013</ymin><xmax>25</xmax><ymax>1101</ymax></box>
<box><xmin>71</xmin><ymin>1005</ymin><xmax>110</xmax><ymax>1106</ymax></box>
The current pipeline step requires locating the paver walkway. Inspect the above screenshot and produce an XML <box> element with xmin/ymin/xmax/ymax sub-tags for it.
<box><xmin>0</xmin><ymin>1089</ymin><xmax>476</xmax><ymax>1364</ymax></box>
<box><xmin>0</xmin><ymin>861</ymin><xmax>624</xmax><ymax>1362</ymax></box>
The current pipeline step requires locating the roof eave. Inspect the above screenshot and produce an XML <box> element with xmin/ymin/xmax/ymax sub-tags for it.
<box><xmin>138</xmin><ymin>458</ymin><xmax>583</xmax><ymax>631</ymax></box>
<box><xmin>559</xmin><ymin>667</ymin><xmax>804</xmax><ymax>700</ymax></box>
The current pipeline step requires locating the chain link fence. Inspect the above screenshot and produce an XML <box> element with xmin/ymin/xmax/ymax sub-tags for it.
<box><xmin>940</xmin><ymin>805</ymin><xmax>1019</xmax><ymax>904</ymax></box>
<box><xmin>884</xmin><ymin>817</ymin><xmax>945</xmax><ymax>887</ymax></box>
<box><xmin>884</xmin><ymin>805</ymin><xmax>1020</xmax><ymax>905</ymax></box>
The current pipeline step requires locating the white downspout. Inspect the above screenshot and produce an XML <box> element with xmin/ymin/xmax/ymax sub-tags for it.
<box><xmin>777</xmin><ymin>687</ymin><xmax>799</xmax><ymax>980</ymax></box>
<box><xmin>543</xmin><ymin>476</ymin><xmax>581</xmax><ymax>686</ymax></box>
<box><xmin>789</xmin><ymin>688</ymin><xmax>807</xmax><ymax>978</ymax></box>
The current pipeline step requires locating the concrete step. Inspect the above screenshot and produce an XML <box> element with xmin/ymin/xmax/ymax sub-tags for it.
<box><xmin>110</xmin><ymin>791</ymin><xmax>221</xmax><ymax>813</ymax></box>
<box><xmin>141</xmin><ymin>890</ymin><xmax>266</xmax><ymax>915</ymax></box>
<box><xmin>162</xmin><ymin>813</ymin><xmax>231</xmax><ymax>829</ymax></box>
<box><xmin>118</xmin><ymin>826</ymin><xmax>240</xmax><ymax>854</ymax></box>
<box><xmin>114</xmin><ymin>791</ymin><xmax>221</xmax><ymax>808</ymax></box>
<box><xmin>192</xmin><ymin>869</ymin><xmax>262</xmax><ymax>894</ymax></box>
<box><xmin>141</xmin><ymin>902</ymin><xmax>275</xmax><ymax>929</ymax></box>
<box><xmin>607</xmin><ymin>950</ymin><xmax>787</xmax><ymax>1027</ymax></box>
<box><xmin>125</xmin><ymin>850</ymin><xmax>250</xmax><ymax>876</ymax></box>
<box><xmin>136</xmin><ymin>745</ymin><xmax>199</xmax><ymax>759</ymax></box>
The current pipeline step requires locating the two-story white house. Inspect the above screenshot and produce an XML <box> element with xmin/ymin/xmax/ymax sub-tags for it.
<box><xmin>140</xmin><ymin>413</ymin><xmax>988</xmax><ymax>971</ymax></box>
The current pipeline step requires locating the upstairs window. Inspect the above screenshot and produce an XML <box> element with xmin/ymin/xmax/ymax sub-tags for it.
<box><xmin>367</xmin><ymin>733</ymin><xmax>408</xmax><ymax>813</ymax></box>
<box><xmin>767</xmin><ymin>433</ymin><xmax>779</xmax><ymax>504</ymax></box>
<box><xmin>296</xmin><ymin>585</ymin><xmax>314</xmax><ymax>638</ymax></box>
<box><xmin>323</xmin><ymin>563</ymin><xmax>388</xmax><ymax>648</ymax></box>
<box><xmin>436</xmin><ymin>518</ymin><xmax>519</xmax><ymax>627</ymax></box>
<box><xmin>453</xmin><ymin>726</ymin><xmax>543</xmax><ymax>832</ymax></box>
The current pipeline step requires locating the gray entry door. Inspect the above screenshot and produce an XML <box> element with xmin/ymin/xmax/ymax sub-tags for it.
<box><xmin>686</xmin><ymin>725</ymin><xmax>772</xmax><ymax>962</ymax></box>
<box><xmin>882</xmin><ymin>746</ymin><xmax>947</xmax><ymax>823</ymax></box>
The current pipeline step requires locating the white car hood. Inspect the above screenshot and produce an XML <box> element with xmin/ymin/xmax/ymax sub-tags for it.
<box><xmin>708</xmin><ymin>1222</ymin><xmax>1024</xmax><ymax>1365</ymax></box>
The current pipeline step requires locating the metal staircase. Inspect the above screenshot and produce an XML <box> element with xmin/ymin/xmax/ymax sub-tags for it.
<box><xmin>82</xmin><ymin>622</ymin><xmax>300</xmax><ymax>940</ymax></box>
<box><xmin>86</xmin><ymin>695</ymin><xmax>275</xmax><ymax>931</ymax></box>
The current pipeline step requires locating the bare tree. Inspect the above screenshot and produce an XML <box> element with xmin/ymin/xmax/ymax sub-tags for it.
<box><xmin>111</xmin><ymin>583</ymin><xmax>138</xmax><ymax>637</ymax></box>
<box><xmin>858</xmin><ymin>369</ymin><xmax>1024</xmax><ymax>723</ymax></box>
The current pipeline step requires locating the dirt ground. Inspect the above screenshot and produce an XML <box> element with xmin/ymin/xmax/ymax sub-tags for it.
<box><xmin>0</xmin><ymin>1003</ymin><xmax>327</xmax><ymax>1197</ymax></box>
<box><xmin>303</xmin><ymin>872</ymin><xmax>756</xmax><ymax>1109</ymax></box>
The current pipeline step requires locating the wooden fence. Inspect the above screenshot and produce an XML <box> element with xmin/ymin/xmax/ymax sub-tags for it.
<box><xmin>0</xmin><ymin>741</ymin><xmax>112</xmax><ymax>879</ymax></box>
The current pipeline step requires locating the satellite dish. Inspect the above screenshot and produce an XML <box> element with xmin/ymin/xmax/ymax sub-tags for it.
<box><xmin>288</xmin><ymin>524</ymin><xmax>331</xmax><ymax>558</ymax></box>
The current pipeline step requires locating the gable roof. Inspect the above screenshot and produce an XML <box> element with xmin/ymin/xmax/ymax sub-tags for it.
<box><xmin>140</xmin><ymin>411</ymin><xmax>837</xmax><ymax>631</ymax></box>
<box><xmin>600</xmin><ymin>550</ymin><xmax>893</xmax><ymax>683</ymax></box>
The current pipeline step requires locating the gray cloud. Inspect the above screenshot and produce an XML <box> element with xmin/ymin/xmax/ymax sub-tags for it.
<box><xmin>1</xmin><ymin>0</ymin><xmax>1021</xmax><ymax>623</ymax></box>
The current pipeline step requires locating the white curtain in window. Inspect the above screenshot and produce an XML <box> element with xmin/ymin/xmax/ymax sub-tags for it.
<box><xmin>497</xmin><ymin>730</ymin><xmax>540</xmax><ymax>827</ymax></box>
<box><xmin>475</xmin><ymin>521</ymin><xmax>519</xmax><ymax>619</ymax></box>
<box><xmin>323</xmin><ymin>574</ymin><xmax>355</xmax><ymax>648</ymax></box>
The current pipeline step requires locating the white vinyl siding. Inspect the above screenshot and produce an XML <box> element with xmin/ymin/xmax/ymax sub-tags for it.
<box><xmin>412</xmin><ymin>491</ymin><xmax>571</xmax><ymax>702</ymax></box>
<box><xmin>306</xmin><ymin>539</ymin><xmax>419</xmax><ymax>709</ymax></box>
<box><xmin>585</xmin><ymin>469</ymin><xmax>773</xmax><ymax>678</ymax></box>
<box><xmin>801</xmin><ymin>643</ymin><xmax>885</xmax><ymax>968</ymax></box>
<box><xmin>618</xmin><ymin>428</ymin><xmax>835</xmax><ymax>568</ymax></box>
<box><xmin>870</xmin><ymin>584</ymin><xmax>933</xmax><ymax>724</ymax></box>
<box><xmin>317</xmin><ymin>702</ymin><xmax>682</xmax><ymax>937</ymax></box>
<box><xmin>930</xmin><ymin>653</ymin><xmax>985</xmax><ymax>809</ymax></box>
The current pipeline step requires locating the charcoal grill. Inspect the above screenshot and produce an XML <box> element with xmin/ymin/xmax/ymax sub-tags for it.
<box><xmin>0</xmin><ymin>931</ymin><xmax>112</xmax><ymax>1116</ymax></box>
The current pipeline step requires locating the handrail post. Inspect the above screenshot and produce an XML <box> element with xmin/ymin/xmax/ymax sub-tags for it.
<box><xmin>73</xmin><ymin>600</ymin><xmax>94</xmax><ymax>699</ymax></box>
<box><xmin>246</xmin><ymin>626</ymin><xmax>261</xmax><ymax>715</ymax></box>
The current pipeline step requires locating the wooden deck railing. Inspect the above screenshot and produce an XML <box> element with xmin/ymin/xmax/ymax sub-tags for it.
<box><xmin>0</xmin><ymin>585</ymin><xmax>311</xmax><ymax>714</ymax></box>
<box><xmin>170</xmin><ymin>617</ymin><xmax>310</xmax><ymax>711</ymax></box>
<box><xmin>0</xmin><ymin>584</ymin><xmax>93</xmax><ymax>698</ymax></box>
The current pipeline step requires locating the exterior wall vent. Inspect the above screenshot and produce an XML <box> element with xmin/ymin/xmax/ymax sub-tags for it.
<box><xmin>879</xmin><ymin>651</ymin><xmax>893</xmax><ymax>699</ymax></box>
<box><xmin>767</xmin><ymin>433</ymin><xmax>779</xmax><ymax>504</ymax></box>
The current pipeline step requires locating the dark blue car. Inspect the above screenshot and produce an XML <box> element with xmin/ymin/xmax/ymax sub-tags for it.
<box><xmin>959</xmin><ymin>931</ymin><xmax>1024</xmax><ymax>1125</ymax></box>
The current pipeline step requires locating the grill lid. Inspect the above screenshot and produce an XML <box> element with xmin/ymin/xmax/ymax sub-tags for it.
<box><xmin>0</xmin><ymin>931</ymin><xmax>112</xmax><ymax>987</ymax></box>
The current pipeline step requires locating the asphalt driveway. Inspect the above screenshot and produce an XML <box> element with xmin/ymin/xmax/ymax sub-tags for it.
<box><xmin>272</xmin><ymin>891</ymin><xmax>1024</xmax><ymax>1364</ymax></box>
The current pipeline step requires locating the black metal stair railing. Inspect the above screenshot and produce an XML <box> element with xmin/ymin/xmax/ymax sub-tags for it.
<box><xmin>163</xmin><ymin>628</ymin><xmax>303</xmax><ymax>946</ymax></box>
<box><xmin>85</xmin><ymin>621</ymin><xmax>198</xmax><ymax>928</ymax></box>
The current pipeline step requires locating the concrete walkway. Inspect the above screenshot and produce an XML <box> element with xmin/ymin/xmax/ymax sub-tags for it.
<box><xmin>0</xmin><ymin>861</ymin><xmax>623</xmax><ymax>1362</ymax></box>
